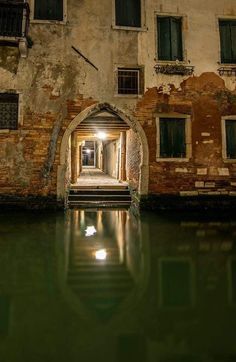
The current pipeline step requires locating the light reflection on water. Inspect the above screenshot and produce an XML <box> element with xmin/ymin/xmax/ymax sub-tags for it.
<box><xmin>0</xmin><ymin>209</ymin><xmax>235</xmax><ymax>361</ymax></box>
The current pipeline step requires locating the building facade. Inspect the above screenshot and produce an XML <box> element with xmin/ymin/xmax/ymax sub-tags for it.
<box><xmin>1</xmin><ymin>0</ymin><xmax>236</xmax><ymax>209</ymax></box>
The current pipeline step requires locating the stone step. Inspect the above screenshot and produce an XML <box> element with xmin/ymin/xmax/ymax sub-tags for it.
<box><xmin>70</xmin><ymin>189</ymin><xmax>130</xmax><ymax>195</ymax></box>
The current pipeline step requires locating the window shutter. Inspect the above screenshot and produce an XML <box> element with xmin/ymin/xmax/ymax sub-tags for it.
<box><xmin>115</xmin><ymin>0</ymin><xmax>141</xmax><ymax>27</ymax></box>
<box><xmin>219</xmin><ymin>21</ymin><xmax>232</xmax><ymax>63</ymax></box>
<box><xmin>171</xmin><ymin>18</ymin><xmax>183</xmax><ymax>61</ymax></box>
<box><xmin>160</xmin><ymin>119</ymin><xmax>171</xmax><ymax>157</ymax></box>
<box><xmin>34</xmin><ymin>0</ymin><xmax>63</xmax><ymax>21</ymax></box>
<box><xmin>172</xmin><ymin>119</ymin><xmax>185</xmax><ymax>157</ymax></box>
<box><xmin>158</xmin><ymin>17</ymin><xmax>171</xmax><ymax>60</ymax></box>
<box><xmin>161</xmin><ymin>261</ymin><xmax>191</xmax><ymax>307</ymax></box>
<box><xmin>226</xmin><ymin>120</ymin><xmax>236</xmax><ymax>158</ymax></box>
<box><xmin>230</xmin><ymin>22</ymin><xmax>236</xmax><ymax>63</ymax></box>
<box><xmin>160</xmin><ymin>118</ymin><xmax>185</xmax><ymax>158</ymax></box>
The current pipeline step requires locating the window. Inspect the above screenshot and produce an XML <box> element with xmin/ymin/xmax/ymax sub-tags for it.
<box><xmin>118</xmin><ymin>68</ymin><xmax>141</xmax><ymax>95</ymax></box>
<box><xmin>159</xmin><ymin>118</ymin><xmax>185</xmax><ymax>158</ymax></box>
<box><xmin>219</xmin><ymin>20</ymin><xmax>236</xmax><ymax>64</ymax></box>
<box><xmin>159</xmin><ymin>259</ymin><xmax>193</xmax><ymax>307</ymax></box>
<box><xmin>0</xmin><ymin>93</ymin><xmax>19</xmax><ymax>130</ymax></box>
<box><xmin>225</xmin><ymin>119</ymin><xmax>236</xmax><ymax>159</ymax></box>
<box><xmin>157</xmin><ymin>16</ymin><xmax>183</xmax><ymax>61</ymax></box>
<box><xmin>34</xmin><ymin>0</ymin><xmax>63</xmax><ymax>21</ymax></box>
<box><xmin>115</xmin><ymin>0</ymin><xmax>141</xmax><ymax>28</ymax></box>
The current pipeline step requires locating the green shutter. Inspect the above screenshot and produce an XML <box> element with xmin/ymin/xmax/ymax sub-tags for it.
<box><xmin>161</xmin><ymin>261</ymin><xmax>191</xmax><ymax>307</ymax></box>
<box><xmin>158</xmin><ymin>17</ymin><xmax>183</xmax><ymax>61</ymax></box>
<box><xmin>220</xmin><ymin>21</ymin><xmax>233</xmax><ymax>63</ymax></box>
<box><xmin>158</xmin><ymin>17</ymin><xmax>171</xmax><ymax>60</ymax></box>
<box><xmin>115</xmin><ymin>0</ymin><xmax>141</xmax><ymax>27</ymax></box>
<box><xmin>231</xmin><ymin>22</ymin><xmax>236</xmax><ymax>63</ymax></box>
<box><xmin>160</xmin><ymin>118</ymin><xmax>186</xmax><ymax>158</ymax></box>
<box><xmin>171</xmin><ymin>18</ymin><xmax>183</xmax><ymax>61</ymax></box>
<box><xmin>226</xmin><ymin>120</ymin><xmax>236</xmax><ymax>158</ymax></box>
<box><xmin>34</xmin><ymin>0</ymin><xmax>63</xmax><ymax>21</ymax></box>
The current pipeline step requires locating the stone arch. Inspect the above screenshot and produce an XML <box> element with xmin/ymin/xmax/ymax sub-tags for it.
<box><xmin>57</xmin><ymin>103</ymin><xmax>149</xmax><ymax>201</ymax></box>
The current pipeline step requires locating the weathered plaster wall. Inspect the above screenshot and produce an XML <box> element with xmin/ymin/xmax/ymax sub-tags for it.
<box><xmin>126</xmin><ymin>129</ymin><xmax>141</xmax><ymax>190</ymax></box>
<box><xmin>0</xmin><ymin>0</ymin><xmax>236</xmax><ymax>206</ymax></box>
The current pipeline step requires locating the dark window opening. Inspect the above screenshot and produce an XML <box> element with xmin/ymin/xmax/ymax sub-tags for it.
<box><xmin>34</xmin><ymin>0</ymin><xmax>63</xmax><ymax>21</ymax></box>
<box><xmin>0</xmin><ymin>296</ymin><xmax>10</xmax><ymax>336</ymax></box>
<box><xmin>118</xmin><ymin>68</ymin><xmax>140</xmax><ymax>95</ymax></box>
<box><xmin>219</xmin><ymin>20</ymin><xmax>236</xmax><ymax>64</ymax></box>
<box><xmin>226</xmin><ymin>120</ymin><xmax>236</xmax><ymax>159</ymax></box>
<box><xmin>161</xmin><ymin>260</ymin><xmax>192</xmax><ymax>307</ymax></box>
<box><xmin>160</xmin><ymin>118</ymin><xmax>186</xmax><ymax>158</ymax></box>
<box><xmin>0</xmin><ymin>93</ymin><xmax>19</xmax><ymax>130</ymax></box>
<box><xmin>115</xmin><ymin>0</ymin><xmax>141</xmax><ymax>28</ymax></box>
<box><xmin>157</xmin><ymin>16</ymin><xmax>183</xmax><ymax>61</ymax></box>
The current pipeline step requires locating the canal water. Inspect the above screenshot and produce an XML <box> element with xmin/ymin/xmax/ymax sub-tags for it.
<box><xmin>0</xmin><ymin>208</ymin><xmax>235</xmax><ymax>362</ymax></box>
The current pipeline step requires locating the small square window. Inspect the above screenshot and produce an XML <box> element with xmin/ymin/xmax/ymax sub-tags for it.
<box><xmin>219</xmin><ymin>20</ymin><xmax>236</xmax><ymax>64</ymax></box>
<box><xmin>115</xmin><ymin>0</ymin><xmax>141</xmax><ymax>28</ymax></box>
<box><xmin>0</xmin><ymin>93</ymin><xmax>19</xmax><ymax>130</ymax></box>
<box><xmin>34</xmin><ymin>0</ymin><xmax>64</xmax><ymax>21</ymax></box>
<box><xmin>157</xmin><ymin>16</ymin><xmax>183</xmax><ymax>61</ymax></box>
<box><xmin>118</xmin><ymin>68</ymin><xmax>141</xmax><ymax>95</ymax></box>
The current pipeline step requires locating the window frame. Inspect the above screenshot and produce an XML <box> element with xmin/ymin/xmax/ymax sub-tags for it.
<box><xmin>112</xmin><ymin>0</ymin><xmax>147</xmax><ymax>31</ymax></box>
<box><xmin>156</xmin><ymin>113</ymin><xmax>192</xmax><ymax>162</ymax></box>
<box><xmin>115</xmin><ymin>66</ymin><xmax>144</xmax><ymax>97</ymax></box>
<box><xmin>0</xmin><ymin>91</ymin><xmax>22</xmax><ymax>133</ymax></box>
<box><xmin>158</xmin><ymin>257</ymin><xmax>195</xmax><ymax>309</ymax></box>
<box><xmin>30</xmin><ymin>0</ymin><xmax>67</xmax><ymax>24</ymax></box>
<box><xmin>155</xmin><ymin>12</ymin><xmax>187</xmax><ymax>64</ymax></box>
<box><xmin>222</xmin><ymin>116</ymin><xmax>236</xmax><ymax>162</ymax></box>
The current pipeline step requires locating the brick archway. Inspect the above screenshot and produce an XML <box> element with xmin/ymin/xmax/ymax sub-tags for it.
<box><xmin>57</xmin><ymin>103</ymin><xmax>149</xmax><ymax>202</ymax></box>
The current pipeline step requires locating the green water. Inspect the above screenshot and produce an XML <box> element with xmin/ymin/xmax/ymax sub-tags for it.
<box><xmin>0</xmin><ymin>208</ymin><xmax>236</xmax><ymax>362</ymax></box>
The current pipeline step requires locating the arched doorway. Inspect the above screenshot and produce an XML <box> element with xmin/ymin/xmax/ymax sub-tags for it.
<box><xmin>57</xmin><ymin>103</ymin><xmax>149</xmax><ymax>203</ymax></box>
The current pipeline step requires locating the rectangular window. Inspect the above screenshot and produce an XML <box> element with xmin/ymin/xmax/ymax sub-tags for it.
<box><xmin>34</xmin><ymin>0</ymin><xmax>63</xmax><ymax>21</ymax></box>
<box><xmin>157</xmin><ymin>16</ymin><xmax>183</xmax><ymax>61</ymax></box>
<box><xmin>0</xmin><ymin>296</ymin><xmax>10</xmax><ymax>336</ymax></box>
<box><xmin>225</xmin><ymin>120</ymin><xmax>236</xmax><ymax>159</ymax></box>
<box><xmin>160</xmin><ymin>260</ymin><xmax>192</xmax><ymax>307</ymax></box>
<box><xmin>159</xmin><ymin>118</ymin><xmax>186</xmax><ymax>158</ymax></box>
<box><xmin>219</xmin><ymin>20</ymin><xmax>236</xmax><ymax>64</ymax></box>
<box><xmin>115</xmin><ymin>0</ymin><xmax>141</xmax><ymax>28</ymax></box>
<box><xmin>118</xmin><ymin>68</ymin><xmax>140</xmax><ymax>95</ymax></box>
<box><xmin>0</xmin><ymin>93</ymin><xmax>19</xmax><ymax>130</ymax></box>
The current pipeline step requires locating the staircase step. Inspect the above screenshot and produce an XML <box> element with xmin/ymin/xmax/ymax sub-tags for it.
<box><xmin>70</xmin><ymin>189</ymin><xmax>130</xmax><ymax>195</ymax></box>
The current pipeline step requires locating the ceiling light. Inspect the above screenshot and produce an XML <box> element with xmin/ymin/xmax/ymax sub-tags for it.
<box><xmin>97</xmin><ymin>132</ymin><xmax>107</xmax><ymax>140</ymax></box>
<box><xmin>86</xmin><ymin>148</ymin><xmax>91</xmax><ymax>154</ymax></box>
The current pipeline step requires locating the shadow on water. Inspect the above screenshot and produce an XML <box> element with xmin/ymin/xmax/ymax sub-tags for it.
<box><xmin>0</xmin><ymin>209</ymin><xmax>236</xmax><ymax>361</ymax></box>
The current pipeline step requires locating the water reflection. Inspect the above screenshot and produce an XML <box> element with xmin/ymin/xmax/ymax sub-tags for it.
<box><xmin>0</xmin><ymin>210</ymin><xmax>236</xmax><ymax>361</ymax></box>
<box><xmin>59</xmin><ymin>210</ymin><xmax>145</xmax><ymax>321</ymax></box>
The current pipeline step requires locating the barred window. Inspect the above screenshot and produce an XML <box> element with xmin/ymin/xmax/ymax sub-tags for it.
<box><xmin>0</xmin><ymin>93</ymin><xmax>19</xmax><ymax>130</ymax></box>
<box><xmin>118</xmin><ymin>68</ymin><xmax>140</xmax><ymax>95</ymax></box>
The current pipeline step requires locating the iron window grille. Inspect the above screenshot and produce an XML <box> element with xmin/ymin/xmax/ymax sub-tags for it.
<box><xmin>0</xmin><ymin>93</ymin><xmax>19</xmax><ymax>130</ymax></box>
<box><xmin>0</xmin><ymin>0</ymin><xmax>29</xmax><ymax>38</ymax></box>
<box><xmin>118</xmin><ymin>68</ymin><xmax>140</xmax><ymax>95</ymax></box>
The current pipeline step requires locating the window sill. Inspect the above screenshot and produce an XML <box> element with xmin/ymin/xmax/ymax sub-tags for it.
<box><xmin>30</xmin><ymin>19</ymin><xmax>67</xmax><ymax>25</ymax></box>
<box><xmin>155</xmin><ymin>60</ymin><xmax>186</xmax><ymax>65</ymax></box>
<box><xmin>112</xmin><ymin>25</ymin><xmax>147</xmax><ymax>32</ymax></box>
<box><xmin>114</xmin><ymin>94</ymin><xmax>143</xmax><ymax>99</ymax></box>
<box><xmin>223</xmin><ymin>158</ymin><xmax>236</xmax><ymax>163</ymax></box>
<box><xmin>156</xmin><ymin>157</ymin><xmax>190</xmax><ymax>162</ymax></box>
